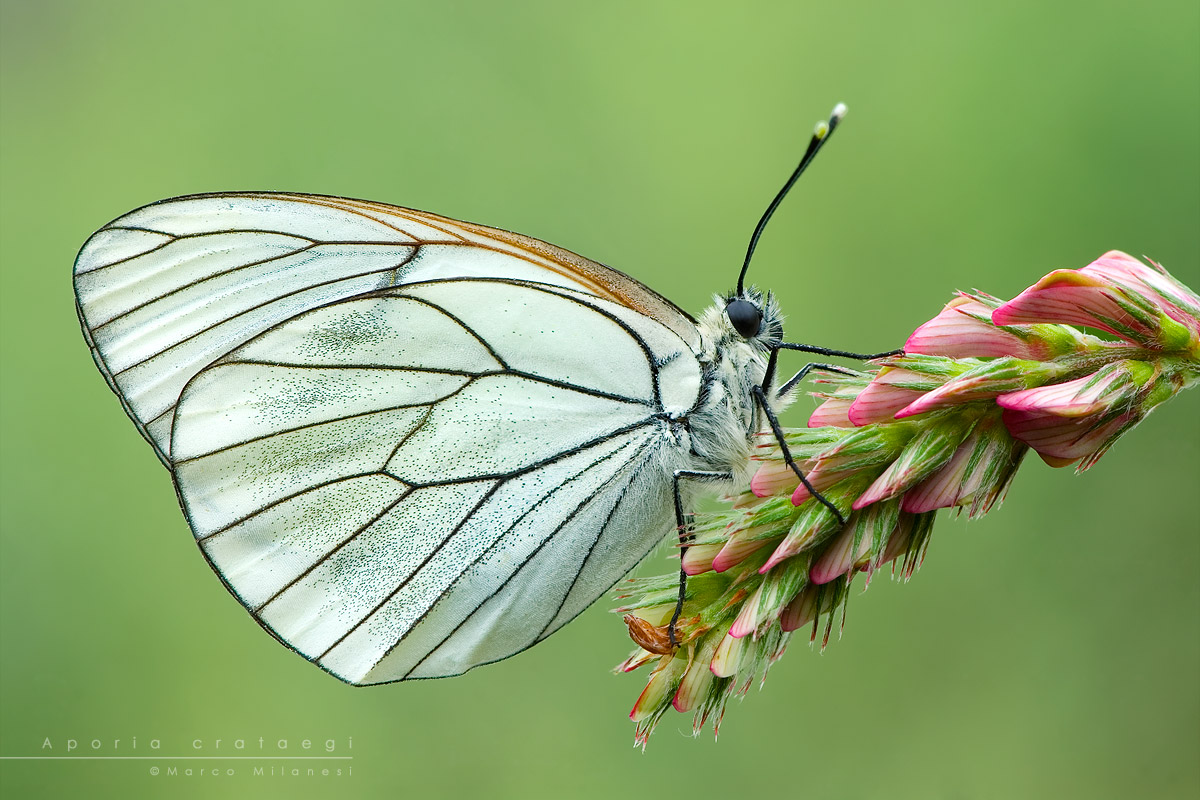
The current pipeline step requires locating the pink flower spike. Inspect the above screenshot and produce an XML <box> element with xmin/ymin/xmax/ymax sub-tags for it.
<box><xmin>906</xmin><ymin>295</ymin><xmax>1042</xmax><ymax>359</ymax></box>
<box><xmin>847</xmin><ymin>367</ymin><xmax>929</xmax><ymax>425</ymax></box>
<box><xmin>808</xmin><ymin>396</ymin><xmax>855</xmax><ymax>428</ymax></box>
<box><xmin>991</xmin><ymin>269</ymin><xmax>1153</xmax><ymax>342</ymax></box>
<box><xmin>751</xmin><ymin>460</ymin><xmax>798</xmax><ymax>497</ymax></box>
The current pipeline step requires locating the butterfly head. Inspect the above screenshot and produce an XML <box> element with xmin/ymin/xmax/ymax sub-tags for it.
<box><xmin>719</xmin><ymin>287</ymin><xmax>783</xmax><ymax>350</ymax></box>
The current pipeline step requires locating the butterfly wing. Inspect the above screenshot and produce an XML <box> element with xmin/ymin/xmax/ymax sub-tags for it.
<box><xmin>75</xmin><ymin>193</ymin><xmax>703</xmax><ymax>683</ymax></box>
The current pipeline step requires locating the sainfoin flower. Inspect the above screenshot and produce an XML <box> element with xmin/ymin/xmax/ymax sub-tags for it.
<box><xmin>616</xmin><ymin>252</ymin><xmax>1199</xmax><ymax>746</ymax></box>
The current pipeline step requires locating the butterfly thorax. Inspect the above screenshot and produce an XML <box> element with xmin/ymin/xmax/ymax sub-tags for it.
<box><xmin>685</xmin><ymin>291</ymin><xmax>790</xmax><ymax>482</ymax></box>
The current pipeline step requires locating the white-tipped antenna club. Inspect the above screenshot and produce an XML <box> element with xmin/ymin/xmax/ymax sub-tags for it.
<box><xmin>736</xmin><ymin>102</ymin><xmax>849</xmax><ymax>295</ymax></box>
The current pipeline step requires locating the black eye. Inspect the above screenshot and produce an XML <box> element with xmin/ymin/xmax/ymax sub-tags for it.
<box><xmin>725</xmin><ymin>299</ymin><xmax>762</xmax><ymax>338</ymax></box>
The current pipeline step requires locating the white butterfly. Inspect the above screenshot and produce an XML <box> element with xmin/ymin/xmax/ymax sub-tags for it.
<box><xmin>75</xmin><ymin>104</ymin><xmax>884</xmax><ymax>685</ymax></box>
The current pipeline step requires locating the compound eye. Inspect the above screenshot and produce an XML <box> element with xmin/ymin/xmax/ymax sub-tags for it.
<box><xmin>725</xmin><ymin>299</ymin><xmax>762</xmax><ymax>338</ymax></box>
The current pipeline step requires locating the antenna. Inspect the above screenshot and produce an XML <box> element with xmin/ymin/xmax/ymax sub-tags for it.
<box><xmin>736</xmin><ymin>102</ymin><xmax>847</xmax><ymax>295</ymax></box>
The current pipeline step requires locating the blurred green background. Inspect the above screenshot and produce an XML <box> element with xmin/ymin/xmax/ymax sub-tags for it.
<box><xmin>2</xmin><ymin>1</ymin><xmax>1197</xmax><ymax>798</ymax></box>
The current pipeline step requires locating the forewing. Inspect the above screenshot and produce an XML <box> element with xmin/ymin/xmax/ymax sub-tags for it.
<box><xmin>172</xmin><ymin>284</ymin><xmax>683</xmax><ymax>683</ymax></box>
<box><xmin>74</xmin><ymin>192</ymin><xmax>698</xmax><ymax>463</ymax></box>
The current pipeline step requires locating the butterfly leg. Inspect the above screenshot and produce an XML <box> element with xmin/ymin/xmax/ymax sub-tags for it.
<box><xmin>753</xmin><ymin>342</ymin><xmax>902</xmax><ymax>524</ymax></box>
<box><xmin>668</xmin><ymin>469</ymin><xmax>732</xmax><ymax>648</ymax></box>
<box><xmin>762</xmin><ymin>342</ymin><xmax>902</xmax><ymax>394</ymax></box>
<box><xmin>779</xmin><ymin>343</ymin><xmax>904</xmax><ymax>360</ymax></box>
<box><xmin>776</xmin><ymin>361</ymin><xmax>858</xmax><ymax>398</ymax></box>
<box><xmin>751</xmin><ymin>384</ymin><xmax>845</xmax><ymax>524</ymax></box>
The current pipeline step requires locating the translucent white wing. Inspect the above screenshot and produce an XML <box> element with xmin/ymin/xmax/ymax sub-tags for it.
<box><xmin>74</xmin><ymin>193</ymin><xmax>704</xmax><ymax>683</ymax></box>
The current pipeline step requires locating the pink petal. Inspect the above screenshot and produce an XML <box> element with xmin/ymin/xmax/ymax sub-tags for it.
<box><xmin>712</xmin><ymin>531</ymin><xmax>771</xmax><ymax>573</ymax></box>
<box><xmin>902</xmin><ymin>436</ymin><xmax>983</xmax><ymax>512</ymax></box>
<box><xmin>671</xmin><ymin>641</ymin><xmax>717</xmax><ymax>712</ymax></box>
<box><xmin>996</xmin><ymin>371</ymin><xmax>1121</xmax><ymax>418</ymax></box>
<box><xmin>709</xmin><ymin>633</ymin><xmax>742</xmax><ymax>678</ymax></box>
<box><xmin>779</xmin><ymin>586</ymin><xmax>820</xmax><ymax>632</ymax></box>
<box><xmin>1000</xmin><ymin>407</ymin><xmax>1128</xmax><ymax>461</ymax></box>
<box><xmin>808</xmin><ymin>396</ymin><xmax>855</xmax><ymax>428</ymax></box>
<box><xmin>681</xmin><ymin>542</ymin><xmax>723</xmax><ymax>575</ymax></box>
<box><xmin>895</xmin><ymin>374</ymin><xmax>1006</xmax><ymax>418</ymax></box>
<box><xmin>1084</xmin><ymin>251</ymin><xmax>1200</xmax><ymax>314</ymax></box>
<box><xmin>874</xmin><ymin>517</ymin><xmax>915</xmax><ymax>568</ymax></box>
<box><xmin>855</xmin><ymin>451</ymin><xmax>937</xmax><ymax>509</ymax></box>
<box><xmin>847</xmin><ymin>368</ymin><xmax>928</xmax><ymax>425</ymax></box>
<box><xmin>630</xmin><ymin>660</ymin><xmax>681</xmax><ymax>721</ymax></box>
<box><xmin>991</xmin><ymin>270</ymin><xmax>1153</xmax><ymax>342</ymax></box>
<box><xmin>761</xmin><ymin>517</ymin><xmax>826</xmax><ymax>571</ymax></box>
<box><xmin>618</xmin><ymin>648</ymin><xmax>658</xmax><ymax>673</ymax></box>
<box><xmin>1037</xmin><ymin>452</ymin><xmax>1082</xmax><ymax>468</ymax></box>
<box><xmin>1082</xmin><ymin>251</ymin><xmax>1156</xmax><ymax>284</ymax></box>
<box><xmin>810</xmin><ymin>526</ymin><xmax>873</xmax><ymax>584</ymax></box>
<box><xmin>789</xmin><ymin>463</ymin><xmax>842</xmax><ymax>506</ymax></box>
<box><xmin>751</xmin><ymin>461</ymin><xmax>798</xmax><ymax>497</ymax></box>
<box><xmin>760</xmin><ymin>539</ymin><xmax>802</xmax><ymax>573</ymax></box>
<box><xmin>728</xmin><ymin>585</ymin><xmax>765</xmax><ymax>638</ymax></box>
<box><xmin>854</xmin><ymin>470</ymin><xmax>900</xmax><ymax>509</ymax></box>
<box><xmin>906</xmin><ymin>295</ymin><xmax>1041</xmax><ymax>359</ymax></box>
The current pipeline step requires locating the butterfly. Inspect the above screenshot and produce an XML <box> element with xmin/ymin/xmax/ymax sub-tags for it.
<box><xmin>74</xmin><ymin>103</ymin><xmax>890</xmax><ymax>684</ymax></box>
